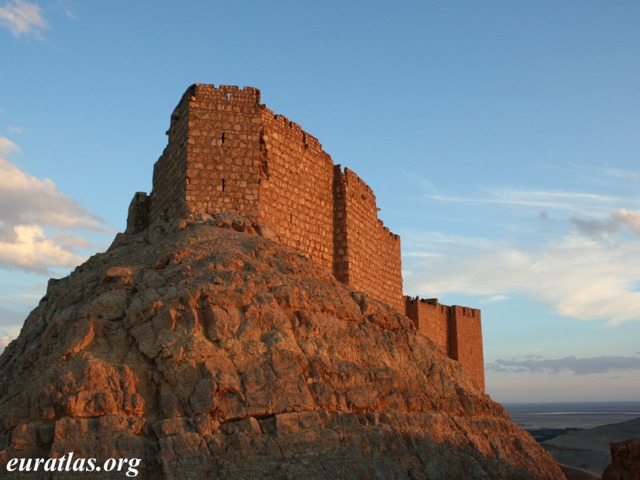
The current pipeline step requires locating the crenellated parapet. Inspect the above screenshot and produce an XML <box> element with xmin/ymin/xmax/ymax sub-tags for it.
<box><xmin>405</xmin><ymin>297</ymin><xmax>485</xmax><ymax>390</ymax></box>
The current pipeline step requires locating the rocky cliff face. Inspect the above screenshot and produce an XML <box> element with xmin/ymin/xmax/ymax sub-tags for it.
<box><xmin>0</xmin><ymin>215</ymin><xmax>566</xmax><ymax>479</ymax></box>
<box><xmin>602</xmin><ymin>439</ymin><xmax>640</xmax><ymax>480</ymax></box>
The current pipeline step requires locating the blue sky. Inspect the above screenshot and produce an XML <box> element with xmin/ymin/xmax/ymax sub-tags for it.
<box><xmin>1</xmin><ymin>0</ymin><xmax>639</xmax><ymax>403</ymax></box>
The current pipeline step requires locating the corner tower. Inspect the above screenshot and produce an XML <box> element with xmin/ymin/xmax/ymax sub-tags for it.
<box><xmin>149</xmin><ymin>84</ymin><xmax>263</xmax><ymax>223</ymax></box>
<box><xmin>405</xmin><ymin>297</ymin><xmax>485</xmax><ymax>390</ymax></box>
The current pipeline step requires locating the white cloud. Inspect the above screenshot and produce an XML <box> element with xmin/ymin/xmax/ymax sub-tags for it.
<box><xmin>616</xmin><ymin>208</ymin><xmax>640</xmax><ymax>234</ymax></box>
<box><xmin>0</xmin><ymin>0</ymin><xmax>47</xmax><ymax>39</ymax></box>
<box><xmin>409</xmin><ymin>180</ymin><xmax>640</xmax><ymax>325</ymax></box>
<box><xmin>0</xmin><ymin>151</ymin><xmax>103</xmax><ymax>232</ymax></box>
<box><xmin>0</xmin><ymin>136</ymin><xmax>20</xmax><ymax>155</ymax></box>
<box><xmin>0</xmin><ymin>224</ymin><xmax>84</xmax><ymax>272</ymax></box>
<box><xmin>0</xmin><ymin>136</ymin><xmax>105</xmax><ymax>273</ymax></box>
<box><xmin>404</xmin><ymin>230</ymin><xmax>640</xmax><ymax>325</ymax></box>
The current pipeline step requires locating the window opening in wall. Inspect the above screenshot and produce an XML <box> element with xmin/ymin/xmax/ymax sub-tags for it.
<box><xmin>226</xmin><ymin>92</ymin><xmax>231</xmax><ymax>102</ymax></box>
<box><xmin>221</xmin><ymin>132</ymin><xmax>225</xmax><ymax>145</ymax></box>
<box><xmin>222</xmin><ymin>179</ymin><xmax>225</xmax><ymax>192</ymax></box>
<box><xmin>289</xmin><ymin>212</ymin><xmax>293</xmax><ymax>223</ymax></box>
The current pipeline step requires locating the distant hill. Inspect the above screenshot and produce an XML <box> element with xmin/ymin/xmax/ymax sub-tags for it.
<box><xmin>543</xmin><ymin>416</ymin><xmax>640</xmax><ymax>475</ymax></box>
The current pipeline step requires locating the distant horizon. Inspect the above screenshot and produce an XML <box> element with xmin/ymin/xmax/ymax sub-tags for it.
<box><xmin>501</xmin><ymin>400</ymin><xmax>640</xmax><ymax>406</ymax></box>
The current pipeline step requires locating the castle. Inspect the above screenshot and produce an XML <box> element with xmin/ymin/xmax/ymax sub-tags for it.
<box><xmin>126</xmin><ymin>84</ymin><xmax>485</xmax><ymax>390</ymax></box>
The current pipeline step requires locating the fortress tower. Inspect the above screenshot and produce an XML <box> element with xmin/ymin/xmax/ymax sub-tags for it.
<box><xmin>127</xmin><ymin>84</ymin><xmax>485</xmax><ymax>390</ymax></box>
<box><xmin>405</xmin><ymin>298</ymin><xmax>485</xmax><ymax>390</ymax></box>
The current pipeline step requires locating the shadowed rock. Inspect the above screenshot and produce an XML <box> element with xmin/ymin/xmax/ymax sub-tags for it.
<box><xmin>602</xmin><ymin>439</ymin><xmax>640</xmax><ymax>480</ymax></box>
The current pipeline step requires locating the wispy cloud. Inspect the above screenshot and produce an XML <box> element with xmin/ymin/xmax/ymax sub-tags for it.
<box><xmin>426</xmin><ymin>187</ymin><xmax>620</xmax><ymax>218</ymax></box>
<box><xmin>62</xmin><ymin>5</ymin><xmax>78</xmax><ymax>21</ymax></box>
<box><xmin>600</xmin><ymin>167</ymin><xmax>640</xmax><ymax>186</ymax></box>
<box><xmin>0</xmin><ymin>136</ymin><xmax>106</xmax><ymax>273</ymax></box>
<box><xmin>488</xmin><ymin>354</ymin><xmax>640</xmax><ymax>376</ymax></box>
<box><xmin>405</xmin><ymin>232</ymin><xmax>640</xmax><ymax>324</ymax></box>
<box><xmin>7</xmin><ymin>126</ymin><xmax>24</xmax><ymax>134</ymax></box>
<box><xmin>0</xmin><ymin>0</ymin><xmax>47</xmax><ymax>39</ymax></box>
<box><xmin>407</xmin><ymin>172</ymin><xmax>640</xmax><ymax>325</ymax></box>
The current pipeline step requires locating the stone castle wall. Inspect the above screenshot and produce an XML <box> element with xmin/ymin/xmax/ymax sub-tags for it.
<box><xmin>449</xmin><ymin>306</ymin><xmax>485</xmax><ymax>391</ymax></box>
<box><xmin>148</xmin><ymin>88</ymin><xmax>191</xmax><ymax>222</ymax></box>
<box><xmin>257</xmin><ymin>109</ymin><xmax>336</xmax><ymax>273</ymax></box>
<box><xmin>334</xmin><ymin>168</ymin><xmax>403</xmax><ymax>312</ymax></box>
<box><xmin>127</xmin><ymin>83</ymin><xmax>484</xmax><ymax>390</ymax></box>
<box><xmin>255</xmin><ymin>111</ymin><xmax>403</xmax><ymax>312</ymax></box>
<box><xmin>405</xmin><ymin>298</ymin><xmax>485</xmax><ymax>390</ymax></box>
<box><xmin>183</xmin><ymin>85</ymin><xmax>262</xmax><ymax>219</ymax></box>
<box><xmin>405</xmin><ymin>298</ymin><xmax>449</xmax><ymax>352</ymax></box>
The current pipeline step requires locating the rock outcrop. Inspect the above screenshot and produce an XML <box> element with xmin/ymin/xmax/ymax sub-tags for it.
<box><xmin>0</xmin><ymin>215</ymin><xmax>566</xmax><ymax>479</ymax></box>
<box><xmin>602</xmin><ymin>439</ymin><xmax>640</xmax><ymax>480</ymax></box>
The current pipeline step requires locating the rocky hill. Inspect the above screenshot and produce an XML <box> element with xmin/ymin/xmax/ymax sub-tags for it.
<box><xmin>0</xmin><ymin>214</ymin><xmax>566</xmax><ymax>479</ymax></box>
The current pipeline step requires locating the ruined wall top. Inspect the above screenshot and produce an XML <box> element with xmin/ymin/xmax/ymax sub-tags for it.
<box><xmin>186</xmin><ymin>84</ymin><xmax>262</xmax><ymax>107</ymax></box>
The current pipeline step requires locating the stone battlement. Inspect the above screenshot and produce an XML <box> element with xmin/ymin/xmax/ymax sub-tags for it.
<box><xmin>405</xmin><ymin>297</ymin><xmax>484</xmax><ymax>390</ymax></box>
<box><xmin>127</xmin><ymin>84</ymin><xmax>485</xmax><ymax>390</ymax></box>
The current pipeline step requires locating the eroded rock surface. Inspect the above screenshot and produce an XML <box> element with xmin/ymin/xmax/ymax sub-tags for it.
<box><xmin>602</xmin><ymin>439</ymin><xmax>640</xmax><ymax>480</ymax></box>
<box><xmin>0</xmin><ymin>215</ymin><xmax>566</xmax><ymax>479</ymax></box>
